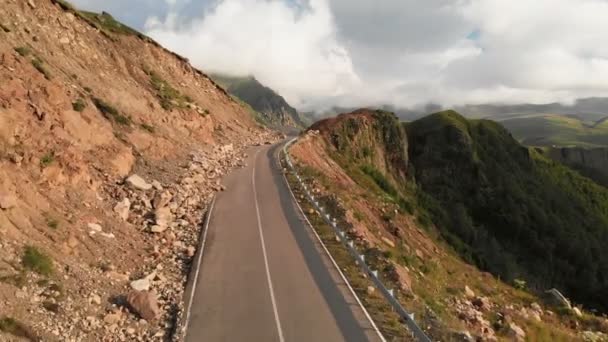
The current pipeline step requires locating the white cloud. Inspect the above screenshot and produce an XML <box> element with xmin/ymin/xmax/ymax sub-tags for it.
<box><xmin>73</xmin><ymin>0</ymin><xmax>608</xmax><ymax>110</ymax></box>
<box><xmin>145</xmin><ymin>0</ymin><xmax>361</xmax><ymax>109</ymax></box>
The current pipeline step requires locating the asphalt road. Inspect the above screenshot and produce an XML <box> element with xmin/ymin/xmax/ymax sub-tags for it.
<box><xmin>185</xmin><ymin>142</ymin><xmax>382</xmax><ymax>342</ymax></box>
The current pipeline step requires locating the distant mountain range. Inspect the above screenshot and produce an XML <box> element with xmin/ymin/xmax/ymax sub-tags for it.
<box><xmin>210</xmin><ymin>74</ymin><xmax>304</xmax><ymax>131</ymax></box>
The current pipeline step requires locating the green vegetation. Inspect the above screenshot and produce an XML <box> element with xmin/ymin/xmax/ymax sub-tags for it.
<box><xmin>92</xmin><ymin>97</ymin><xmax>130</xmax><ymax>125</ymax></box>
<box><xmin>31</xmin><ymin>57</ymin><xmax>51</xmax><ymax>80</ymax></box>
<box><xmin>46</xmin><ymin>217</ymin><xmax>59</xmax><ymax>230</ymax></box>
<box><xmin>78</xmin><ymin>11</ymin><xmax>148</xmax><ymax>39</ymax></box>
<box><xmin>14</xmin><ymin>46</ymin><xmax>31</xmax><ymax>57</ymax></box>
<box><xmin>140</xmin><ymin>123</ymin><xmax>155</xmax><ymax>133</ymax></box>
<box><xmin>51</xmin><ymin>0</ymin><xmax>75</xmax><ymax>11</ymax></box>
<box><xmin>40</xmin><ymin>152</ymin><xmax>55</xmax><ymax>168</ymax></box>
<box><xmin>72</xmin><ymin>98</ymin><xmax>86</xmax><ymax>112</ymax></box>
<box><xmin>283</xmin><ymin>170</ymin><xmax>412</xmax><ymax>340</ymax></box>
<box><xmin>499</xmin><ymin>113</ymin><xmax>608</xmax><ymax>147</ymax></box>
<box><xmin>144</xmin><ymin>67</ymin><xmax>191</xmax><ymax>110</ymax></box>
<box><xmin>22</xmin><ymin>246</ymin><xmax>53</xmax><ymax>277</ymax></box>
<box><xmin>50</xmin><ymin>0</ymin><xmax>151</xmax><ymax>42</ymax></box>
<box><xmin>0</xmin><ymin>317</ymin><xmax>37</xmax><ymax>341</ymax></box>
<box><xmin>211</xmin><ymin>73</ymin><xmax>304</xmax><ymax>128</ymax></box>
<box><xmin>406</xmin><ymin>110</ymin><xmax>608</xmax><ymax>312</ymax></box>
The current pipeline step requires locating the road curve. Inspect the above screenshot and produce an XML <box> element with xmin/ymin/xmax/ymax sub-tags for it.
<box><xmin>184</xmin><ymin>142</ymin><xmax>382</xmax><ymax>342</ymax></box>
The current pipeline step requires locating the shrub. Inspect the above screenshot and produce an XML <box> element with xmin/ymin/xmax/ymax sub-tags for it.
<box><xmin>92</xmin><ymin>97</ymin><xmax>130</xmax><ymax>126</ymax></box>
<box><xmin>51</xmin><ymin>0</ymin><xmax>75</xmax><ymax>11</ymax></box>
<box><xmin>31</xmin><ymin>57</ymin><xmax>52</xmax><ymax>80</ymax></box>
<box><xmin>0</xmin><ymin>317</ymin><xmax>37</xmax><ymax>340</ymax></box>
<box><xmin>40</xmin><ymin>152</ymin><xmax>55</xmax><ymax>168</ymax></box>
<box><xmin>14</xmin><ymin>46</ymin><xmax>31</xmax><ymax>57</ymax></box>
<box><xmin>46</xmin><ymin>218</ymin><xmax>59</xmax><ymax>230</ymax></box>
<box><xmin>146</xmin><ymin>68</ymin><xmax>189</xmax><ymax>110</ymax></box>
<box><xmin>22</xmin><ymin>246</ymin><xmax>54</xmax><ymax>276</ymax></box>
<box><xmin>140</xmin><ymin>123</ymin><xmax>155</xmax><ymax>133</ymax></box>
<box><xmin>72</xmin><ymin>98</ymin><xmax>86</xmax><ymax>112</ymax></box>
<box><xmin>513</xmin><ymin>279</ymin><xmax>527</xmax><ymax>290</ymax></box>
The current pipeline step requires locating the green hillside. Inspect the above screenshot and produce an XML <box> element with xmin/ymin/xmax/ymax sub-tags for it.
<box><xmin>211</xmin><ymin>74</ymin><xmax>304</xmax><ymax>129</ymax></box>
<box><xmin>498</xmin><ymin>114</ymin><xmax>608</xmax><ymax>147</ymax></box>
<box><xmin>406</xmin><ymin>110</ymin><xmax>608</xmax><ymax>312</ymax></box>
<box><xmin>315</xmin><ymin>109</ymin><xmax>608</xmax><ymax>313</ymax></box>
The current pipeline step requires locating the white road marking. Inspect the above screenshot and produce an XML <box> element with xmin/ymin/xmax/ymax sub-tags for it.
<box><xmin>252</xmin><ymin>150</ymin><xmax>286</xmax><ymax>342</ymax></box>
<box><xmin>184</xmin><ymin>196</ymin><xmax>216</xmax><ymax>340</ymax></box>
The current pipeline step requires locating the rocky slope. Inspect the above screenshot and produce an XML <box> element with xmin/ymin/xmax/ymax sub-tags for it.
<box><xmin>211</xmin><ymin>74</ymin><xmax>304</xmax><ymax>130</ymax></box>
<box><xmin>289</xmin><ymin>109</ymin><xmax>608</xmax><ymax>341</ymax></box>
<box><xmin>0</xmin><ymin>0</ymin><xmax>278</xmax><ymax>341</ymax></box>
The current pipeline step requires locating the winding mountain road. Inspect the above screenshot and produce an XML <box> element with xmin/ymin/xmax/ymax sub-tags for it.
<box><xmin>184</xmin><ymin>142</ymin><xmax>382</xmax><ymax>342</ymax></box>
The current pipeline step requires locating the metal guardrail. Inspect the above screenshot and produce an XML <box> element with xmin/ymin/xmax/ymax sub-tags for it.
<box><xmin>282</xmin><ymin>138</ymin><xmax>432</xmax><ymax>342</ymax></box>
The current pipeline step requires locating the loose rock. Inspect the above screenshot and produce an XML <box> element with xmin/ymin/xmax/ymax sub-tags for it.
<box><xmin>126</xmin><ymin>290</ymin><xmax>160</xmax><ymax>321</ymax></box>
<box><xmin>126</xmin><ymin>174</ymin><xmax>153</xmax><ymax>191</ymax></box>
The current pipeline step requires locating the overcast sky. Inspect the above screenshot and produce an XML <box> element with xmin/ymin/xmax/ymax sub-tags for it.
<box><xmin>71</xmin><ymin>0</ymin><xmax>608</xmax><ymax>111</ymax></box>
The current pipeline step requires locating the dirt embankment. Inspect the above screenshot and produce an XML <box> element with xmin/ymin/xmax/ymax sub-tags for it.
<box><xmin>0</xmin><ymin>0</ymin><xmax>278</xmax><ymax>341</ymax></box>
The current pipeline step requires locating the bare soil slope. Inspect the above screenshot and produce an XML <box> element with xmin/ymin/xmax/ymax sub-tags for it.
<box><xmin>0</xmin><ymin>1</ymin><xmax>278</xmax><ymax>341</ymax></box>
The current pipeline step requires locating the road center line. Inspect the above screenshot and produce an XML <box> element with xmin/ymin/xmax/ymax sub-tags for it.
<box><xmin>252</xmin><ymin>150</ymin><xmax>285</xmax><ymax>342</ymax></box>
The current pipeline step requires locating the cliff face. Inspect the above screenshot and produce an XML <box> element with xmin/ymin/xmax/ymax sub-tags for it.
<box><xmin>547</xmin><ymin>147</ymin><xmax>608</xmax><ymax>186</ymax></box>
<box><xmin>0</xmin><ymin>0</ymin><xmax>276</xmax><ymax>340</ymax></box>
<box><xmin>310</xmin><ymin>109</ymin><xmax>409</xmax><ymax>184</ymax></box>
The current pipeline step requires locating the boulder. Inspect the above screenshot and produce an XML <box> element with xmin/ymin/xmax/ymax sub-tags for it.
<box><xmin>508</xmin><ymin>323</ymin><xmax>526</xmax><ymax>342</ymax></box>
<box><xmin>472</xmin><ymin>296</ymin><xmax>491</xmax><ymax>311</ymax></box>
<box><xmin>126</xmin><ymin>174</ymin><xmax>152</xmax><ymax>191</ymax></box>
<box><xmin>381</xmin><ymin>237</ymin><xmax>395</xmax><ymax>248</ymax></box>
<box><xmin>154</xmin><ymin>207</ymin><xmax>172</xmax><ymax>227</ymax></box>
<box><xmin>87</xmin><ymin>223</ymin><xmax>103</xmax><ymax>232</ymax></box>
<box><xmin>152</xmin><ymin>191</ymin><xmax>172</xmax><ymax>209</ymax></box>
<box><xmin>150</xmin><ymin>225</ymin><xmax>167</xmax><ymax>233</ymax></box>
<box><xmin>388</xmin><ymin>263</ymin><xmax>412</xmax><ymax>292</ymax></box>
<box><xmin>464</xmin><ymin>285</ymin><xmax>475</xmax><ymax>298</ymax></box>
<box><xmin>113</xmin><ymin>198</ymin><xmax>131</xmax><ymax>221</ymax></box>
<box><xmin>130</xmin><ymin>277</ymin><xmax>150</xmax><ymax>292</ymax></box>
<box><xmin>126</xmin><ymin>290</ymin><xmax>160</xmax><ymax>321</ymax></box>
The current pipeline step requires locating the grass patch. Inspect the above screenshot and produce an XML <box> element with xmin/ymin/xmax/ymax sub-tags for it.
<box><xmin>51</xmin><ymin>0</ymin><xmax>75</xmax><ymax>11</ymax></box>
<box><xmin>46</xmin><ymin>217</ymin><xmax>59</xmax><ymax>230</ymax></box>
<box><xmin>31</xmin><ymin>57</ymin><xmax>51</xmax><ymax>80</ymax></box>
<box><xmin>0</xmin><ymin>317</ymin><xmax>38</xmax><ymax>341</ymax></box>
<box><xmin>139</xmin><ymin>123</ymin><xmax>155</xmax><ymax>133</ymax></box>
<box><xmin>144</xmin><ymin>67</ymin><xmax>191</xmax><ymax>110</ymax></box>
<box><xmin>72</xmin><ymin>98</ymin><xmax>86</xmax><ymax>112</ymax></box>
<box><xmin>92</xmin><ymin>97</ymin><xmax>131</xmax><ymax>126</ymax></box>
<box><xmin>78</xmin><ymin>11</ymin><xmax>147</xmax><ymax>38</ymax></box>
<box><xmin>22</xmin><ymin>246</ymin><xmax>53</xmax><ymax>277</ymax></box>
<box><xmin>40</xmin><ymin>152</ymin><xmax>55</xmax><ymax>168</ymax></box>
<box><xmin>14</xmin><ymin>46</ymin><xmax>31</xmax><ymax>57</ymax></box>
